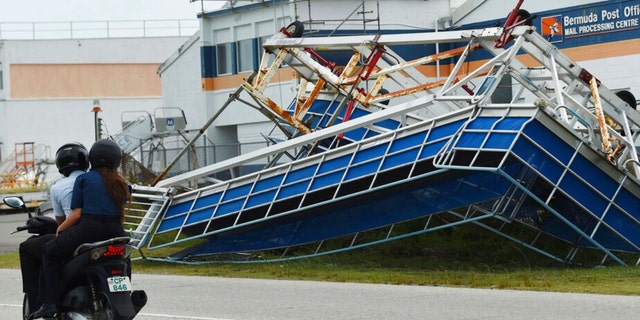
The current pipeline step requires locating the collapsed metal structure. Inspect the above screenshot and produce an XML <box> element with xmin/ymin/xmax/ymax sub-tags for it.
<box><xmin>123</xmin><ymin>22</ymin><xmax>640</xmax><ymax>266</ymax></box>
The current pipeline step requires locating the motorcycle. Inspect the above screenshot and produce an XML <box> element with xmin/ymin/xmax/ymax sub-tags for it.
<box><xmin>4</xmin><ymin>196</ymin><xmax>147</xmax><ymax>320</ymax></box>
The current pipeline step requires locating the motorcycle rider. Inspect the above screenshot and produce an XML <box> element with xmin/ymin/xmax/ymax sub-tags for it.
<box><xmin>33</xmin><ymin>139</ymin><xmax>131</xmax><ymax>319</ymax></box>
<box><xmin>18</xmin><ymin>142</ymin><xmax>89</xmax><ymax>313</ymax></box>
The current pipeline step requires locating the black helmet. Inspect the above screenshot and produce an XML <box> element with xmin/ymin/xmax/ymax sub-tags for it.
<box><xmin>89</xmin><ymin>139</ymin><xmax>122</xmax><ymax>169</ymax></box>
<box><xmin>55</xmin><ymin>143</ymin><xmax>90</xmax><ymax>176</ymax></box>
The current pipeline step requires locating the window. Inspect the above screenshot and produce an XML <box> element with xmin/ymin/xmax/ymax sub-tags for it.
<box><xmin>216</xmin><ymin>43</ymin><xmax>233</xmax><ymax>75</ymax></box>
<box><xmin>236</xmin><ymin>39</ymin><xmax>254</xmax><ymax>72</ymax></box>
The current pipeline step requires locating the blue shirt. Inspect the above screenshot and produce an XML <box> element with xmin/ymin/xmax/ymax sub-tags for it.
<box><xmin>70</xmin><ymin>170</ymin><xmax>124</xmax><ymax>217</ymax></box>
<box><xmin>50</xmin><ymin>170</ymin><xmax>84</xmax><ymax>218</ymax></box>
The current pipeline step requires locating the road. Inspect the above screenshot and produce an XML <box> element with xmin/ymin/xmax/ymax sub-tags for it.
<box><xmin>0</xmin><ymin>212</ymin><xmax>30</xmax><ymax>253</ymax></box>
<box><xmin>0</xmin><ymin>268</ymin><xmax>640</xmax><ymax>319</ymax></box>
<box><xmin>2</xmin><ymin>213</ymin><xmax>640</xmax><ymax>319</ymax></box>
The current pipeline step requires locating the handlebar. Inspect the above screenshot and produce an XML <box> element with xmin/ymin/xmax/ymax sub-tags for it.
<box><xmin>10</xmin><ymin>225</ymin><xmax>30</xmax><ymax>234</ymax></box>
<box><xmin>11</xmin><ymin>216</ymin><xmax>58</xmax><ymax>235</ymax></box>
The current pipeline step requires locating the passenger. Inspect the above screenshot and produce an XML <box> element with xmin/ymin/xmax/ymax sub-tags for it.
<box><xmin>33</xmin><ymin>139</ymin><xmax>130</xmax><ymax>319</ymax></box>
<box><xmin>19</xmin><ymin>142</ymin><xmax>89</xmax><ymax>312</ymax></box>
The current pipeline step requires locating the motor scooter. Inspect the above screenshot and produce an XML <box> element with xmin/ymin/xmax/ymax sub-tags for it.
<box><xmin>4</xmin><ymin>196</ymin><xmax>147</xmax><ymax>320</ymax></box>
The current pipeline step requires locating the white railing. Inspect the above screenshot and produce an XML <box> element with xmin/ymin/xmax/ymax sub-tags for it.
<box><xmin>0</xmin><ymin>19</ymin><xmax>199</xmax><ymax>40</ymax></box>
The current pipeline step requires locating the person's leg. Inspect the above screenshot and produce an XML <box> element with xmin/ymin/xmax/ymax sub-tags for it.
<box><xmin>33</xmin><ymin>218</ymin><xmax>125</xmax><ymax>318</ymax></box>
<box><xmin>19</xmin><ymin>238</ymin><xmax>39</xmax><ymax>310</ymax></box>
<box><xmin>33</xmin><ymin>227</ymin><xmax>83</xmax><ymax>317</ymax></box>
<box><xmin>19</xmin><ymin>234</ymin><xmax>54</xmax><ymax>310</ymax></box>
<box><xmin>40</xmin><ymin>229</ymin><xmax>82</xmax><ymax>303</ymax></box>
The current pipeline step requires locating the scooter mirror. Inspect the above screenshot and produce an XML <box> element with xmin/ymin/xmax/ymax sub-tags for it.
<box><xmin>3</xmin><ymin>196</ymin><xmax>25</xmax><ymax>209</ymax></box>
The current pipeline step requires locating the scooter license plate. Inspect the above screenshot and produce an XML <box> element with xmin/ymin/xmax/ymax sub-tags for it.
<box><xmin>107</xmin><ymin>276</ymin><xmax>132</xmax><ymax>292</ymax></box>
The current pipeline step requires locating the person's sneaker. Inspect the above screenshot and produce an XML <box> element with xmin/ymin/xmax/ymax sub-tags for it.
<box><xmin>30</xmin><ymin>303</ymin><xmax>58</xmax><ymax>319</ymax></box>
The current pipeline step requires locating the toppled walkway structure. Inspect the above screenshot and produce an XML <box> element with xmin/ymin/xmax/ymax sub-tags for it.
<box><xmin>124</xmin><ymin>21</ymin><xmax>640</xmax><ymax>266</ymax></box>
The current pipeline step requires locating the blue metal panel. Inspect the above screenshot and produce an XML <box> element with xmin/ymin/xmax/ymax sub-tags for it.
<box><xmin>344</xmin><ymin>128</ymin><xmax>369</xmax><ymax>141</ymax></box>
<box><xmin>277</xmin><ymin>180</ymin><xmax>310</xmax><ymax>199</ymax></box>
<box><xmin>197</xmin><ymin>193</ymin><xmax>223</xmax><ymax>207</ymax></box>
<box><xmin>485</xmin><ymin>132</ymin><xmax>517</xmax><ymax>149</ymax></box>
<box><xmin>246</xmin><ymin>189</ymin><xmax>278</xmax><ymax>207</ymax></box>
<box><xmin>217</xmin><ymin>199</ymin><xmax>245</xmax><ymax>216</ymax></box>
<box><xmin>284</xmin><ymin>165</ymin><xmax>317</xmax><ymax>183</ymax></box>
<box><xmin>430</xmin><ymin>120</ymin><xmax>467</xmax><ymax>140</ymax></box>
<box><xmin>467</xmin><ymin>117</ymin><xmax>499</xmax><ymax>129</ymax></box>
<box><xmin>364</xmin><ymin>130</ymin><xmax>380</xmax><ymax>139</ymax></box>
<box><xmin>318</xmin><ymin>155</ymin><xmax>351</xmax><ymax>173</ymax></box>
<box><xmin>254</xmin><ymin>174</ymin><xmax>285</xmax><ymax>190</ymax></box>
<box><xmin>375</xmin><ymin>118</ymin><xmax>401</xmax><ymax>130</ymax></box>
<box><xmin>179</xmin><ymin>169</ymin><xmax>516</xmax><ymax>256</ymax></box>
<box><xmin>353</xmin><ymin>143</ymin><xmax>388</xmax><ymax>163</ymax></box>
<box><xmin>157</xmin><ymin>215</ymin><xmax>186</xmax><ymax>232</ymax></box>
<box><xmin>558</xmin><ymin>174</ymin><xmax>609</xmax><ymax>215</ymax></box>
<box><xmin>186</xmin><ymin>209</ymin><xmax>214</xmax><ymax>225</ymax></box>
<box><xmin>603</xmin><ymin>207</ymin><xmax>640</xmax><ymax>245</ymax></box>
<box><xmin>344</xmin><ymin>160</ymin><xmax>381</xmax><ymax>180</ymax></box>
<box><xmin>512</xmin><ymin>135</ymin><xmax>565</xmax><ymax>183</ymax></box>
<box><xmin>308</xmin><ymin>99</ymin><xmax>332</xmax><ymax>113</ymax></box>
<box><xmin>569</xmin><ymin>154</ymin><xmax>619</xmax><ymax>199</ymax></box>
<box><xmin>165</xmin><ymin>201</ymin><xmax>192</xmax><ymax>218</ymax></box>
<box><xmin>458</xmin><ymin>132</ymin><xmax>488</xmax><ymax>148</ymax></box>
<box><xmin>494</xmin><ymin>117</ymin><xmax>529</xmax><ymax>130</ymax></box>
<box><xmin>522</xmin><ymin>121</ymin><xmax>575</xmax><ymax>165</ymax></box>
<box><xmin>420</xmin><ymin>141</ymin><xmax>448</xmax><ymax>159</ymax></box>
<box><xmin>380</xmin><ymin>149</ymin><xmax>419</xmax><ymax>170</ymax></box>
<box><xmin>310</xmin><ymin>171</ymin><xmax>345</xmax><ymax>190</ymax></box>
<box><xmin>389</xmin><ymin>134</ymin><xmax>424</xmax><ymax>152</ymax></box>
<box><xmin>223</xmin><ymin>184</ymin><xmax>252</xmax><ymax>202</ymax></box>
<box><xmin>616</xmin><ymin>187</ymin><xmax>640</xmax><ymax>224</ymax></box>
<box><xmin>513</xmin><ymin>117</ymin><xmax>640</xmax><ymax>254</ymax></box>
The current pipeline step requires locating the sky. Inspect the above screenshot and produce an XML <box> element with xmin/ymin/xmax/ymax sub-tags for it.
<box><xmin>0</xmin><ymin>0</ymin><xmax>226</xmax><ymax>22</ymax></box>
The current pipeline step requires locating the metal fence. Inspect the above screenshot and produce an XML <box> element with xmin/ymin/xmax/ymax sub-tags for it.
<box><xmin>0</xmin><ymin>19</ymin><xmax>199</xmax><ymax>40</ymax></box>
<box><xmin>120</xmin><ymin>138</ymin><xmax>272</xmax><ymax>186</ymax></box>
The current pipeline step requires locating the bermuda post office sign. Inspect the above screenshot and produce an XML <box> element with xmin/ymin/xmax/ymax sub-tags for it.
<box><xmin>540</xmin><ymin>1</ymin><xmax>640</xmax><ymax>43</ymax></box>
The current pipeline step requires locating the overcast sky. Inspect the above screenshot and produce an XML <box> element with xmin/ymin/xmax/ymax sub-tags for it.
<box><xmin>0</xmin><ymin>0</ymin><xmax>226</xmax><ymax>22</ymax></box>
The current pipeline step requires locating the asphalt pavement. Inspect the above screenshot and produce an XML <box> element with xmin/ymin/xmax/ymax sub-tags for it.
<box><xmin>2</xmin><ymin>213</ymin><xmax>640</xmax><ymax>319</ymax></box>
<box><xmin>0</xmin><ymin>212</ymin><xmax>30</xmax><ymax>253</ymax></box>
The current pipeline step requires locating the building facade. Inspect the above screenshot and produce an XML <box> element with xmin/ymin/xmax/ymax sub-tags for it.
<box><xmin>0</xmin><ymin>33</ymin><xmax>190</xmax><ymax>167</ymax></box>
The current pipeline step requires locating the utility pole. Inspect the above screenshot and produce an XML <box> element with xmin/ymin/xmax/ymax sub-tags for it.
<box><xmin>92</xmin><ymin>100</ymin><xmax>102</xmax><ymax>141</ymax></box>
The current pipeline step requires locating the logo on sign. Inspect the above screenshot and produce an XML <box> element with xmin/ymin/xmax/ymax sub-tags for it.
<box><xmin>541</xmin><ymin>15</ymin><xmax>563</xmax><ymax>43</ymax></box>
<box><xmin>166</xmin><ymin>118</ymin><xmax>175</xmax><ymax>126</ymax></box>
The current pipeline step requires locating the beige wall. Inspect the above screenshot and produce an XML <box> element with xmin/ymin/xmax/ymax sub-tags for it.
<box><xmin>10</xmin><ymin>63</ymin><xmax>162</xmax><ymax>98</ymax></box>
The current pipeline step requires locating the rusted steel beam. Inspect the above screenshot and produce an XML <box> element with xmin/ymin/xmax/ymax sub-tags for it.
<box><xmin>588</xmin><ymin>76</ymin><xmax>624</xmax><ymax>164</ymax></box>
<box><xmin>362</xmin><ymin>74</ymin><xmax>388</xmax><ymax>107</ymax></box>
<box><xmin>296</xmin><ymin>78</ymin><xmax>326</xmax><ymax>119</ymax></box>
<box><xmin>254</xmin><ymin>49</ymin><xmax>289</xmax><ymax>93</ymax></box>
<box><xmin>369</xmin><ymin>44</ymin><xmax>480</xmax><ymax>79</ymax></box>
<box><xmin>242</xmin><ymin>82</ymin><xmax>312</xmax><ymax>134</ymax></box>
